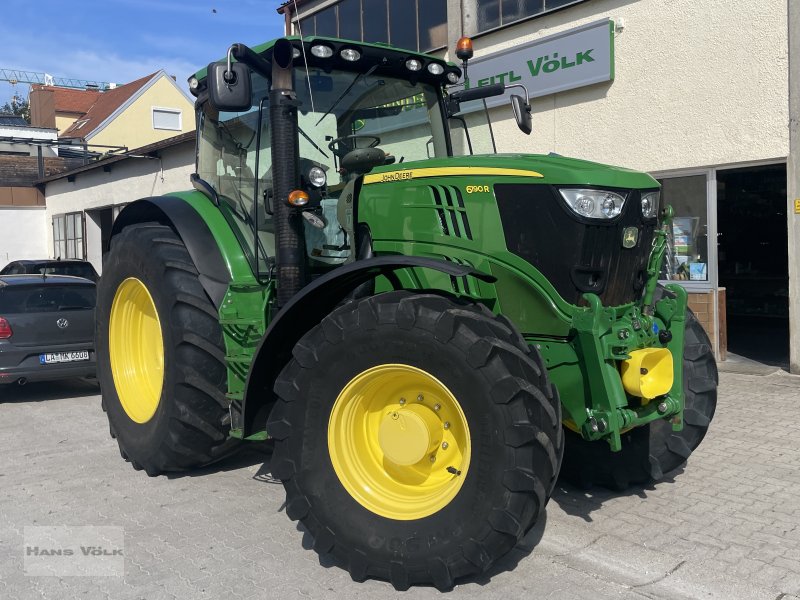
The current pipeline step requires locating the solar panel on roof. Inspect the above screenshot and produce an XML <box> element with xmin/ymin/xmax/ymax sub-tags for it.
<box><xmin>0</xmin><ymin>114</ymin><xmax>29</xmax><ymax>126</ymax></box>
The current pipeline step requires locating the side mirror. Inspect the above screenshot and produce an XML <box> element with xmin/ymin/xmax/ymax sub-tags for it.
<box><xmin>207</xmin><ymin>61</ymin><xmax>251</xmax><ymax>112</ymax></box>
<box><xmin>511</xmin><ymin>95</ymin><xmax>532</xmax><ymax>135</ymax></box>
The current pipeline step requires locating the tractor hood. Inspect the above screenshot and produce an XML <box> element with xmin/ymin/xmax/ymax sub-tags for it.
<box><xmin>365</xmin><ymin>154</ymin><xmax>659</xmax><ymax>190</ymax></box>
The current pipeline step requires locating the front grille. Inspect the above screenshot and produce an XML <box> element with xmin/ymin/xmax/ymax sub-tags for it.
<box><xmin>495</xmin><ymin>184</ymin><xmax>657</xmax><ymax>307</ymax></box>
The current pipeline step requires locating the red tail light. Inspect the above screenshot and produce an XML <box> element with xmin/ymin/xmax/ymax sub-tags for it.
<box><xmin>0</xmin><ymin>317</ymin><xmax>12</xmax><ymax>339</ymax></box>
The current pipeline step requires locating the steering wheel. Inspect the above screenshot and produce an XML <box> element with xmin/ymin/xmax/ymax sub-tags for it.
<box><xmin>327</xmin><ymin>134</ymin><xmax>381</xmax><ymax>158</ymax></box>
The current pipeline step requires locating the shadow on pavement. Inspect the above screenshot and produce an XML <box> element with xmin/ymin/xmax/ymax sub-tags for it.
<box><xmin>165</xmin><ymin>442</ymin><xmax>275</xmax><ymax>479</ymax></box>
<box><xmin>0</xmin><ymin>378</ymin><xmax>100</xmax><ymax>403</ymax></box>
<box><xmin>551</xmin><ymin>466</ymin><xmax>683</xmax><ymax>523</ymax></box>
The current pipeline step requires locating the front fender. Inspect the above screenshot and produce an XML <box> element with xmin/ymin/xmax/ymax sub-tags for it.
<box><xmin>241</xmin><ymin>256</ymin><xmax>496</xmax><ymax>436</ymax></box>
<box><xmin>111</xmin><ymin>196</ymin><xmax>233</xmax><ymax>309</ymax></box>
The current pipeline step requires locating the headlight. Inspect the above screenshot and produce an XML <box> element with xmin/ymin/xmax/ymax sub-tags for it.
<box><xmin>641</xmin><ymin>191</ymin><xmax>660</xmax><ymax>219</ymax></box>
<box><xmin>307</xmin><ymin>165</ymin><xmax>327</xmax><ymax>188</ymax></box>
<box><xmin>340</xmin><ymin>48</ymin><xmax>361</xmax><ymax>62</ymax></box>
<box><xmin>310</xmin><ymin>44</ymin><xmax>333</xmax><ymax>58</ymax></box>
<box><xmin>558</xmin><ymin>189</ymin><xmax>626</xmax><ymax>219</ymax></box>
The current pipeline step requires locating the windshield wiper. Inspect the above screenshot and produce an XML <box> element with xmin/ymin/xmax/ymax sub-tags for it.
<box><xmin>315</xmin><ymin>64</ymin><xmax>379</xmax><ymax>126</ymax></box>
<box><xmin>299</xmin><ymin>125</ymin><xmax>329</xmax><ymax>158</ymax></box>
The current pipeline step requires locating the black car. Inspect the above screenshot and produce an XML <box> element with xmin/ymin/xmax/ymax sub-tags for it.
<box><xmin>0</xmin><ymin>275</ymin><xmax>96</xmax><ymax>386</ymax></box>
<box><xmin>0</xmin><ymin>259</ymin><xmax>99</xmax><ymax>282</ymax></box>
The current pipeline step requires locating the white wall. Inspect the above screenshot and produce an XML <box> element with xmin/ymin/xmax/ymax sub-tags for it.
<box><xmin>44</xmin><ymin>141</ymin><xmax>195</xmax><ymax>273</ymax></box>
<box><xmin>0</xmin><ymin>125</ymin><xmax>58</xmax><ymax>157</ymax></box>
<box><xmin>474</xmin><ymin>0</ymin><xmax>789</xmax><ymax>172</ymax></box>
<box><xmin>0</xmin><ymin>207</ymin><xmax>47</xmax><ymax>266</ymax></box>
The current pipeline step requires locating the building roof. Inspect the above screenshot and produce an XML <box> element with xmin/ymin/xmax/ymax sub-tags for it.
<box><xmin>277</xmin><ymin>0</ymin><xmax>311</xmax><ymax>14</ymax></box>
<box><xmin>30</xmin><ymin>84</ymin><xmax>101</xmax><ymax>115</ymax></box>
<box><xmin>0</xmin><ymin>114</ymin><xmax>29</xmax><ymax>127</ymax></box>
<box><xmin>38</xmin><ymin>130</ymin><xmax>195</xmax><ymax>184</ymax></box>
<box><xmin>59</xmin><ymin>72</ymin><xmax>159</xmax><ymax>140</ymax></box>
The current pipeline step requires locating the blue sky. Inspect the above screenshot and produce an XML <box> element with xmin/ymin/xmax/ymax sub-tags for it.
<box><xmin>1</xmin><ymin>0</ymin><xmax>286</xmax><ymax>105</ymax></box>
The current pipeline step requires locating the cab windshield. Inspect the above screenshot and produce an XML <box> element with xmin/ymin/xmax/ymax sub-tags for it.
<box><xmin>197</xmin><ymin>67</ymin><xmax>449</xmax><ymax>277</ymax></box>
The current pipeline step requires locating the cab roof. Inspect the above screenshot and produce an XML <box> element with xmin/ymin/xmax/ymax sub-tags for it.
<box><xmin>192</xmin><ymin>36</ymin><xmax>459</xmax><ymax>89</ymax></box>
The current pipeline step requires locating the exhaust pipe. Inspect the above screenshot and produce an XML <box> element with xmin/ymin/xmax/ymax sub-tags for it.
<box><xmin>270</xmin><ymin>38</ymin><xmax>305</xmax><ymax>309</ymax></box>
<box><xmin>17</xmin><ymin>377</ymin><xmax>27</xmax><ymax>386</ymax></box>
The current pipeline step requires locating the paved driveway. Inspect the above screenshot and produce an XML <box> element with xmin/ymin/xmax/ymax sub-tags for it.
<box><xmin>1</xmin><ymin>372</ymin><xmax>799</xmax><ymax>599</ymax></box>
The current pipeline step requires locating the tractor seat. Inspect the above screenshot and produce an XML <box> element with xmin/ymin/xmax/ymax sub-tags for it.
<box><xmin>341</xmin><ymin>147</ymin><xmax>386</xmax><ymax>174</ymax></box>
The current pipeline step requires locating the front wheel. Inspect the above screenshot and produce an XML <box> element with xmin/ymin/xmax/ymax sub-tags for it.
<box><xmin>268</xmin><ymin>292</ymin><xmax>563</xmax><ymax>590</ymax></box>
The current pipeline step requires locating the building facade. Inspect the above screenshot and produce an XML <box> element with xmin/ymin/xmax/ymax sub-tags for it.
<box><xmin>41</xmin><ymin>133</ymin><xmax>195</xmax><ymax>273</ymax></box>
<box><xmin>281</xmin><ymin>0</ymin><xmax>799</xmax><ymax>371</ymax></box>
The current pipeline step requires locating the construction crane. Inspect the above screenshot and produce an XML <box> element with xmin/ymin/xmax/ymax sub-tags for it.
<box><xmin>0</xmin><ymin>68</ymin><xmax>114</xmax><ymax>90</ymax></box>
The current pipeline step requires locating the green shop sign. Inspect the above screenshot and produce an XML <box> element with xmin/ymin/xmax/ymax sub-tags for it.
<box><xmin>462</xmin><ymin>19</ymin><xmax>615</xmax><ymax>107</ymax></box>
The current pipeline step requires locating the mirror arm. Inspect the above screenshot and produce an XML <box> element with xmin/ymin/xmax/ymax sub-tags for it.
<box><xmin>504</xmin><ymin>83</ymin><xmax>530</xmax><ymax>105</ymax></box>
<box><xmin>227</xmin><ymin>43</ymin><xmax>273</xmax><ymax>81</ymax></box>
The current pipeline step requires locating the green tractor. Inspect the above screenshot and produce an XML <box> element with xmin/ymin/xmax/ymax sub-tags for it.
<box><xmin>96</xmin><ymin>35</ymin><xmax>717</xmax><ymax>590</ymax></box>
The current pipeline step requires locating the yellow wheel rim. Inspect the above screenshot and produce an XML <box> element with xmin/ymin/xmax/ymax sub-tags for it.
<box><xmin>109</xmin><ymin>277</ymin><xmax>164</xmax><ymax>424</ymax></box>
<box><xmin>328</xmin><ymin>364</ymin><xmax>470</xmax><ymax>520</ymax></box>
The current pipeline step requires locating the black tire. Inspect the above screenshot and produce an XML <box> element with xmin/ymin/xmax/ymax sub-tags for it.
<box><xmin>560</xmin><ymin>288</ymin><xmax>718</xmax><ymax>490</ymax></box>
<box><xmin>96</xmin><ymin>223</ymin><xmax>239</xmax><ymax>475</ymax></box>
<box><xmin>268</xmin><ymin>291</ymin><xmax>563</xmax><ymax>590</ymax></box>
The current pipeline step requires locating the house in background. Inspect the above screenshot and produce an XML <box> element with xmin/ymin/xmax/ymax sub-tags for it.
<box><xmin>0</xmin><ymin>113</ymin><xmax>83</xmax><ymax>265</ymax></box>
<box><xmin>29</xmin><ymin>84</ymin><xmax>101</xmax><ymax>137</ymax></box>
<box><xmin>29</xmin><ymin>70</ymin><xmax>195</xmax><ymax>152</ymax></box>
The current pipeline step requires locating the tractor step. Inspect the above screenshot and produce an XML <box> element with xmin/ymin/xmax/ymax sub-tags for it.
<box><xmin>219</xmin><ymin>317</ymin><xmax>263</xmax><ymax>327</ymax></box>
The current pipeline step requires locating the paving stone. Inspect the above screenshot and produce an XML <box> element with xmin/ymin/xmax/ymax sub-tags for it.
<box><xmin>2</xmin><ymin>373</ymin><xmax>800</xmax><ymax>598</ymax></box>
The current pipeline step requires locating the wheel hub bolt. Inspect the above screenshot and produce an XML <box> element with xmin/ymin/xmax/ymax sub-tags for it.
<box><xmin>417</xmin><ymin>394</ymin><xmax>424</xmax><ymax>402</ymax></box>
<box><xmin>443</xmin><ymin>421</ymin><xmax>450</xmax><ymax>429</ymax></box>
<box><xmin>442</xmin><ymin>441</ymin><xmax>449</xmax><ymax>450</ymax></box>
<box><xmin>433</xmin><ymin>403</ymin><xmax>441</xmax><ymax>411</ymax></box>
<box><xmin>399</xmin><ymin>398</ymin><xmax>406</xmax><ymax>406</ymax></box>
<box><xmin>430</xmin><ymin>456</ymin><xmax>436</xmax><ymax>463</ymax></box>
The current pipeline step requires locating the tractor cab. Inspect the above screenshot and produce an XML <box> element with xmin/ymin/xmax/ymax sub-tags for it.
<box><xmin>191</xmin><ymin>37</ymin><xmax>523</xmax><ymax>278</ymax></box>
<box><xmin>194</xmin><ymin>39</ymin><xmax>450</xmax><ymax>276</ymax></box>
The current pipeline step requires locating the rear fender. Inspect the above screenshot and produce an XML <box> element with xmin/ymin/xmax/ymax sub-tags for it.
<box><xmin>241</xmin><ymin>256</ymin><xmax>496</xmax><ymax>436</ymax></box>
<box><xmin>111</xmin><ymin>196</ymin><xmax>232</xmax><ymax>309</ymax></box>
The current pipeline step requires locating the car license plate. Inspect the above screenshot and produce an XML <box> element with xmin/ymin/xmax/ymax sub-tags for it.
<box><xmin>39</xmin><ymin>351</ymin><xmax>90</xmax><ymax>364</ymax></box>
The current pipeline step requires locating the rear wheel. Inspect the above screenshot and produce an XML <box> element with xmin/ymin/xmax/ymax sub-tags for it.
<box><xmin>560</xmin><ymin>289</ymin><xmax>718</xmax><ymax>490</ymax></box>
<box><xmin>268</xmin><ymin>291</ymin><xmax>563</xmax><ymax>590</ymax></box>
<box><xmin>96</xmin><ymin>223</ymin><xmax>238</xmax><ymax>475</ymax></box>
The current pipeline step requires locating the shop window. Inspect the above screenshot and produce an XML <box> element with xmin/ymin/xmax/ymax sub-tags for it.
<box><xmin>658</xmin><ymin>175</ymin><xmax>709</xmax><ymax>282</ymax></box>
<box><xmin>294</xmin><ymin>0</ymin><xmax>446</xmax><ymax>52</ymax></box>
<box><xmin>338</xmin><ymin>0</ymin><xmax>361</xmax><ymax>40</ymax></box>
<box><xmin>389</xmin><ymin>0</ymin><xmax>417</xmax><ymax>51</ymax></box>
<box><xmin>315</xmin><ymin>5</ymin><xmax>338</xmax><ymax>36</ymax></box>
<box><xmin>363</xmin><ymin>0</ymin><xmax>388</xmax><ymax>44</ymax></box>
<box><xmin>53</xmin><ymin>212</ymin><xmax>85</xmax><ymax>260</ymax></box>
<box><xmin>475</xmin><ymin>0</ymin><xmax>587</xmax><ymax>33</ymax></box>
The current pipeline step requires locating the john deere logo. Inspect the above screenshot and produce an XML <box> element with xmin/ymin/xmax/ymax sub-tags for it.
<box><xmin>622</xmin><ymin>227</ymin><xmax>639</xmax><ymax>248</ymax></box>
